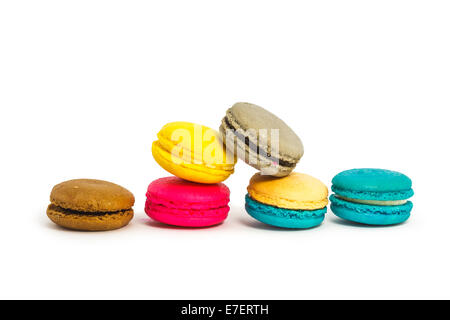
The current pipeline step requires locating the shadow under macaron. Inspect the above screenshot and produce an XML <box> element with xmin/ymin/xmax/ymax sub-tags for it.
<box><xmin>42</xmin><ymin>219</ymin><xmax>136</xmax><ymax>233</ymax></box>
<box><xmin>328</xmin><ymin>215</ymin><xmax>410</xmax><ymax>228</ymax></box>
<box><xmin>143</xmin><ymin>218</ymin><xmax>225</xmax><ymax>230</ymax></box>
<box><xmin>238</xmin><ymin>217</ymin><xmax>324</xmax><ymax>231</ymax></box>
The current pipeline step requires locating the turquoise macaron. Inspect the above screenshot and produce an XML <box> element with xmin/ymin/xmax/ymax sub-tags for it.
<box><xmin>329</xmin><ymin>168</ymin><xmax>414</xmax><ymax>225</ymax></box>
<box><xmin>245</xmin><ymin>194</ymin><xmax>327</xmax><ymax>229</ymax></box>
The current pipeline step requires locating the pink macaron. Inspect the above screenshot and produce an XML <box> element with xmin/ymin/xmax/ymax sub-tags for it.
<box><xmin>145</xmin><ymin>177</ymin><xmax>230</xmax><ymax>227</ymax></box>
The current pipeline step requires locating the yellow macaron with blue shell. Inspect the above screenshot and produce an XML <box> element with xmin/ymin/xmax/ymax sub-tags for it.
<box><xmin>152</xmin><ymin>122</ymin><xmax>237</xmax><ymax>184</ymax></box>
<box><xmin>246</xmin><ymin>172</ymin><xmax>328</xmax><ymax>228</ymax></box>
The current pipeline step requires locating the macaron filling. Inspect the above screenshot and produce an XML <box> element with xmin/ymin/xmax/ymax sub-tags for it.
<box><xmin>153</xmin><ymin>140</ymin><xmax>234</xmax><ymax>175</ymax></box>
<box><xmin>331</xmin><ymin>185</ymin><xmax>414</xmax><ymax>201</ymax></box>
<box><xmin>245</xmin><ymin>194</ymin><xmax>327</xmax><ymax>219</ymax></box>
<box><xmin>155</xmin><ymin>134</ymin><xmax>235</xmax><ymax>170</ymax></box>
<box><xmin>330</xmin><ymin>195</ymin><xmax>412</xmax><ymax>216</ymax></box>
<box><xmin>48</xmin><ymin>204</ymin><xmax>131</xmax><ymax>216</ymax></box>
<box><xmin>146</xmin><ymin>192</ymin><xmax>230</xmax><ymax>211</ymax></box>
<box><xmin>335</xmin><ymin>195</ymin><xmax>407</xmax><ymax>206</ymax></box>
<box><xmin>145</xmin><ymin>199</ymin><xmax>229</xmax><ymax>217</ymax></box>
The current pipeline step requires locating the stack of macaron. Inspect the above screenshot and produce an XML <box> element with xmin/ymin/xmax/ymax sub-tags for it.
<box><xmin>246</xmin><ymin>173</ymin><xmax>328</xmax><ymax>228</ymax></box>
<box><xmin>220</xmin><ymin>103</ymin><xmax>414</xmax><ymax>227</ymax></box>
<box><xmin>144</xmin><ymin>102</ymin><xmax>331</xmax><ymax>229</ymax></box>
<box><xmin>220</xmin><ymin>102</ymin><xmax>329</xmax><ymax>228</ymax></box>
<box><xmin>146</xmin><ymin>121</ymin><xmax>236</xmax><ymax>227</ymax></box>
<box><xmin>46</xmin><ymin>102</ymin><xmax>414</xmax><ymax>231</ymax></box>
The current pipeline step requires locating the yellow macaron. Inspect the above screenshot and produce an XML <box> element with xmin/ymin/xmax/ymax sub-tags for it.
<box><xmin>247</xmin><ymin>172</ymin><xmax>328</xmax><ymax>210</ymax></box>
<box><xmin>152</xmin><ymin>122</ymin><xmax>236</xmax><ymax>184</ymax></box>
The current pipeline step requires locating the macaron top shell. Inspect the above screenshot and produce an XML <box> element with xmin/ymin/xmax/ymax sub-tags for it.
<box><xmin>247</xmin><ymin>172</ymin><xmax>328</xmax><ymax>210</ymax></box>
<box><xmin>50</xmin><ymin>179</ymin><xmax>135</xmax><ymax>212</ymax></box>
<box><xmin>146</xmin><ymin>177</ymin><xmax>230</xmax><ymax>209</ymax></box>
<box><xmin>331</xmin><ymin>168</ymin><xmax>414</xmax><ymax>200</ymax></box>
<box><xmin>224</xmin><ymin>102</ymin><xmax>304</xmax><ymax>163</ymax></box>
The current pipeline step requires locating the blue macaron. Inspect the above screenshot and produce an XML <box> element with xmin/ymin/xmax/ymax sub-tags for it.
<box><xmin>245</xmin><ymin>194</ymin><xmax>327</xmax><ymax>229</ymax></box>
<box><xmin>329</xmin><ymin>168</ymin><xmax>414</xmax><ymax>225</ymax></box>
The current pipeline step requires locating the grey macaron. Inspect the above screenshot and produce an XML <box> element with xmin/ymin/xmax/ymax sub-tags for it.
<box><xmin>220</xmin><ymin>102</ymin><xmax>304</xmax><ymax>177</ymax></box>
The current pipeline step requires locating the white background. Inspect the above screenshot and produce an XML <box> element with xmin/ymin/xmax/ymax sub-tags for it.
<box><xmin>1</xmin><ymin>1</ymin><xmax>449</xmax><ymax>299</ymax></box>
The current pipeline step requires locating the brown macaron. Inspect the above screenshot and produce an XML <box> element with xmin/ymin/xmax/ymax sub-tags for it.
<box><xmin>47</xmin><ymin>179</ymin><xmax>135</xmax><ymax>231</ymax></box>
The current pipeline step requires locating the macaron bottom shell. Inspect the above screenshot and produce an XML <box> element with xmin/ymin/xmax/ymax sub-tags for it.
<box><xmin>145</xmin><ymin>200</ymin><xmax>229</xmax><ymax>227</ymax></box>
<box><xmin>47</xmin><ymin>204</ymin><xmax>134</xmax><ymax>231</ymax></box>
<box><xmin>245</xmin><ymin>194</ymin><xmax>326</xmax><ymax>229</ymax></box>
<box><xmin>330</xmin><ymin>195</ymin><xmax>412</xmax><ymax>225</ymax></box>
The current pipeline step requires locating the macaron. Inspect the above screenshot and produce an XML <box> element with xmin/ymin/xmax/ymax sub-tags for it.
<box><xmin>152</xmin><ymin>122</ymin><xmax>236</xmax><ymax>184</ymax></box>
<box><xmin>329</xmin><ymin>168</ymin><xmax>414</xmax><ymax>225</ymax></box>
<box><xmin>145</xmin><ymin>177</ymin><xmax>230</xmax><ymax>227</ymax></box>
<box><xmin>220</xmin><ymin>102</ymin><xmax>304</xmax><ymax>177</ymax></box>
<box><xmin>47</xmin><ymin>179</ymin><xmax>135</xmax><ymax>231</ymax></box>
<box><xmin>245</xmin><ymin>172</ymin><xmax>328</xmax><ymax>229</ymax></box>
